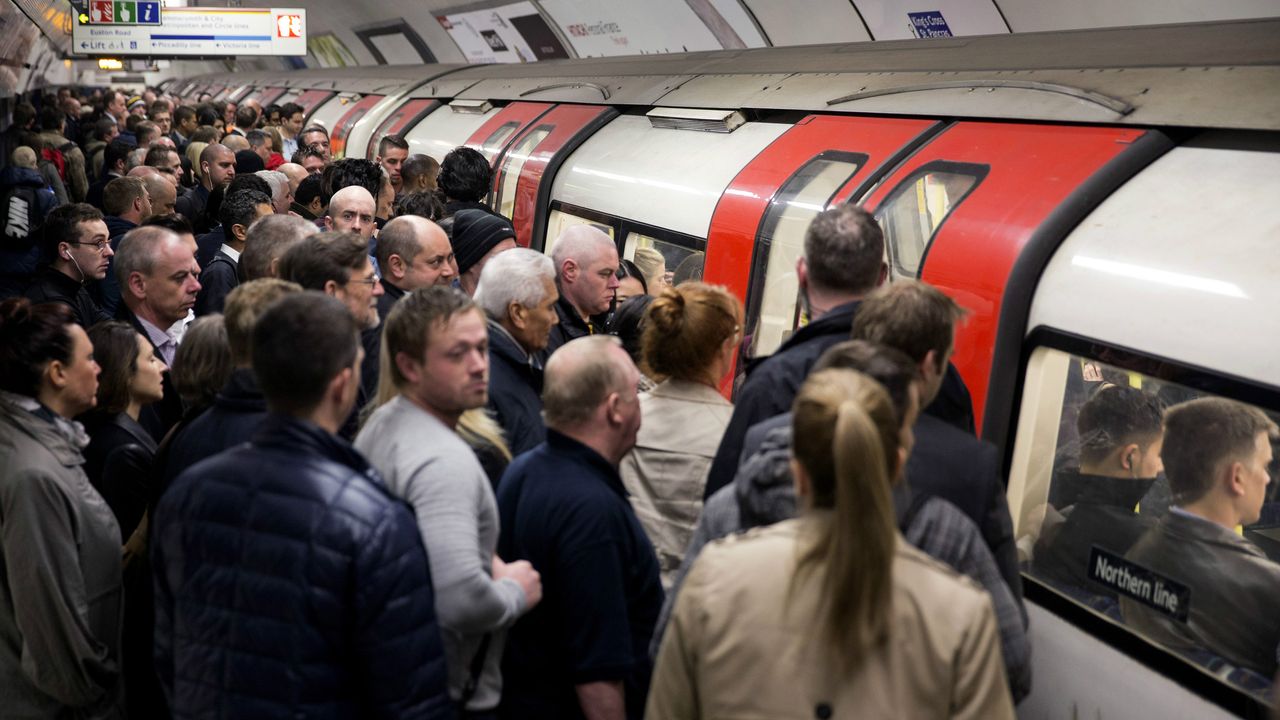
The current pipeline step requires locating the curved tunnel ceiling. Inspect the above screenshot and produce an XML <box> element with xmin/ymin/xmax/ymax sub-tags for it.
<box><xmin>3</xmin><ymin>0</ymin><xmax>1278</xmax><ymax>94</ymax></box>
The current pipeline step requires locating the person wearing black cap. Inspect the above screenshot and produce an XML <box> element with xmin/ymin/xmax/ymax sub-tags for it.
<box><xmin>449</xmin><ymin>208</ymin><xmax>517</xmax><ymax>296</ymax></box>
<box><xmin>234</xmin><ymin>149</ymin><xmax>265</xmax><ymax>175</ymax></box>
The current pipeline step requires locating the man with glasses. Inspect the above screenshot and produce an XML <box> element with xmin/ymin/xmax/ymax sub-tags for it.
<box><xmin>279</xmin><ymin>231</ymin><xmax>384</xmax><ymax>439</ymax></box>
<box><xmin>24</xmin><ymin>204</ymin><xmax>113</xmax><ymax>327</ymax></box>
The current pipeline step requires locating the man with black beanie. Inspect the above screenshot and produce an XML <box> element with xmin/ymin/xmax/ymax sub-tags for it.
<box><xmin>449</xmin><ymin>208</ymin><xmax>516</xmax><ymax>296</ymax></box>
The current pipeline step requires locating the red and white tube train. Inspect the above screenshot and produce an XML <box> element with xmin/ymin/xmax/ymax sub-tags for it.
<box><xmin>172</xmin><ymin>18</ymin><xmax>1280</xmax><ymax>718</ymax></box>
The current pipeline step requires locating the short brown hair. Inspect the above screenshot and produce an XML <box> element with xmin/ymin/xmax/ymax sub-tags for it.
<box><xmin>87</xmin><ymin>320</ymin><xmax>143</xmax><ymax>415</ymax></box>
<box><xmin>383</xmin><ymin>286</ymin><xmax>478</xmax><ymax>389</ymax></box>
<box><xmin>278</xmin><ymin>231</ymin><xmax>367</xmax><ymax>290</ymax></box>
<box><xmin>804</xmin><ymin>205</ymin><xmax>884</xmax><ymax>294</ymax></box>
<box><xmin>851</xmin><ymin>280</ymin><xmax>967</xmax><ymax>371</ymax></box>
<box><xmin>641</xmin><ymin>282</ymin><xmax>740</xmax><ymax>383</ymax></box>
<box><xmin>223</xmin><ymin>279</ymin><xmax>302</xmax><ymax>364</ymax></box>
<box><xmin>171</xmin><ymin>315</ymin><xmax>231</xmax><ymax>412</ymax></box>
<box><xmin>103</xmin><ymin>176</ymin><xmax>146</xmax><ymax>216</ymax></box>
<box><xmin>240</xmin><ymin>214</ymin><xmax>316</xmax><ymax>281</ymax></box>
<box><xmin>1163</xmin><ymin>397</ymin><xmax>1278</xmax><ymax>504</ymax></box>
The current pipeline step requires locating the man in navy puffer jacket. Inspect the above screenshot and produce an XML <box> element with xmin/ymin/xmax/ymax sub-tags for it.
<box><xmin>152</xmin><ymin>291</ymin><xmax>452</xmax><ymax>719</ymax></box>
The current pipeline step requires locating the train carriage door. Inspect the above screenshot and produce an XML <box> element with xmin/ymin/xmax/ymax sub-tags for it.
<box><xmin>705</xmin><ymin>115</ymin><xmax>940</xmax><ymax>379</ymax></box>
<box><xmin>253</xmin><ymin>87</ymin><xmax>288</xmax><ymax>108</ymax></box>
<box><xmin>462</xmin><ymin>102</ymin><xmax>556</xmax><ymax>168</ymax></box>
<box><xmin>365</xmin><ymin>99</ymin><xmax>440</xmax><ymax>159</ymax></box>
<box><xmin>293</xmin><ymin>90</ymin><xmax>336</xmax><ymax>117</ymax></box>
<box><xmin>329</xmin><ymin>95</ymin><xmax>386</xmax><ymax>160</ymax></box>
<box><xmin>858</xmin><ymin>123</ymin><xmax>1153</xmax><ymax>433</ymax></box>
<box><xmin>492</xmin><ymin>104</ymin><xmax>617</xmax><ymax>250</ymax></box>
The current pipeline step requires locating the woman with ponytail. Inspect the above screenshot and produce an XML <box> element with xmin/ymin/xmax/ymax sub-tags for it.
<box><xmin>619</xmin><ymin>281</ymin><xmax>741</xmax><ymax>588</ymax></box>
<box><xmin>647</xmin><ymin>368</ymin><xmax>1014</xmax><ymax>719</ymax></box>
<box><xmin>0</xmin><ymin>298</ymin><xmax>125</xmax><ymax>717</ymax></box>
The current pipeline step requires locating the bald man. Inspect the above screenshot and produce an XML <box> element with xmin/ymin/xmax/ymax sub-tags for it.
<box><xmin>141</xmin><ymin>172</ymin><xmax>177</xmax><ymax>217</ymax></box>
<box><xmin>374</xmin><ymin>216</ymin><xmax>456</xmax><ymax>323</ymax></box>
<box><xmin>496</xmin><ymin>335</ymin><xmax>659</xmax><ymax>720</ymax></box>
<box><xmin>544</xmin><ymin>225</ymin><xmax>620</xmax><ymax>356</ymax></box>
<box><xmin>325</xmin><ymin>185</ymin><xmax>377</xmax><ymax>241</ymax></box>
<box><xmin>277</xmin><ymin>162</ymin><xmax>308</xmax><ymax>193</ymax></box>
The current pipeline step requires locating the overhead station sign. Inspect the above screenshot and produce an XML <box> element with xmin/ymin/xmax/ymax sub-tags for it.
<box><xmin>72</xmin><ymin>7</ymin><xmax>306</xmax><ymax>56</ymax></box>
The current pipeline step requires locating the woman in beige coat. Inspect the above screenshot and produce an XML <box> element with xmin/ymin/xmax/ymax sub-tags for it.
<box><xmin>619</xmin><ymin>282</ymin><xmax>741</xmax><ymax>587</ymax></box>
<box><xmin>647</xmin><ymin>368</ymin><xmax>1014</xmax><ymax>719</ymax></box>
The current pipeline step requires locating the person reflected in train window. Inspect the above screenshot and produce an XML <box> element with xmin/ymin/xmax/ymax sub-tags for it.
<box><xmin>291</xmin><ymin>173</ymin><xmax>330</xmax><ymax>222</ymax></box>
<box><xmin>438</xmin><ymin>146</ymin><xmax>503</xmax><ymax>220</ymax></box>
<box><xmin>400</xmin><ymin>153</ymin><xmax>441</xmax><ymax>195</ymax></box>
<box><xmin>375</xmin><ymin>134</ymin><xmax>410</xmax><ymax>197</ymax></box>
<box><xmin>1122</xmin><ymin>398</ymin><xmax>1280</xmax><ymax>676</ymax></box>
<box><xmin>475</xmin><ymin>248</ymin><xmax>559</xmax><ymax>458</ymax></box>
<box><xmin>615</xmin><ymin>258</ymin><xmax>647</xmax><ymax>305</ymax></box>
<box><xmin>0</xmin><ymin>299</ymin><xmax>126</xmax><ymax>719</ymax></box>
<box><xmin>324</xmin><ymin>185</ymin><xmax>377</xmax><ymax>242</ymax></box>
<box><xmin>79</xmin><ymin>320</ymin><xmax>166</xmax><ymax>541</ymax></box>
<box><xmin>393</xmin><ymin>189</ymin><xmax>446</xmax><ymax>222</ymax></box>
<box><xmin>704</xmin><ymin>205</ymin><xmax>887</xmax><ymax>501</ymax></box>
<box><xmin>620</xmin><ymin>283</ymin><xmax>741</xmax><ymax>589</ymax></box>
<box><xmin>497</xmin><ymin>335</ymin><xmax>662</xmax><ymax>720</ymax></box>
<box><xmin>647</xmin><ymin>368</ymin><xmax>1015</xmax><ymax>719</ymax></box>
<box><xmin>850</xmin><ymin>280</ymin><xmax>1019</xmax><ymax>609</ymax></box>
<box><xmin>1032</xmin><ymin>385</ymin><xmax>1164</xmax><ymax>598</ymax></box>
<box><xmin>300</xmin><ymin>125</ymin><xmax>331</xmax><ymax>161</ymax></box>
<box><xmin>544</xmin><ymin>225</ymin><xmax>619</xmax><ymax>358</ymax></box>
<box><xmin>291</xmin><ymin>145</ymin><xmax>328</xmax><ymax>175</ymax></box>
<box><xmin>450</xmin><ymin>209</ymin><xmax>517</xmax><ymax>297</ymax></box>
<box><xmin>631</xmin><ymin>247</ymin><xmax>666</xmax><ymax>294</ymax></box>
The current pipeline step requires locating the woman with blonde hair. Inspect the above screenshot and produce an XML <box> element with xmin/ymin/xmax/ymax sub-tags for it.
<box><xmin>185</xmin><ymin>141</ymin><xmax>208</xmax><ymax>183</ymax></box>
<box><xmin>619</xmin><ymin>281</ymin><xmax>740</xmax><ymax>587</ymax></box>
<box><xmin>647</xmin><ymin>369</ymin><xmax>1014</xmax><ymax>718</ymax></box>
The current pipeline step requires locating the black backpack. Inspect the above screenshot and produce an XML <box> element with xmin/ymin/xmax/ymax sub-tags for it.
<box><xmin>1</xmin><ymin>184</ymin><xmax>43</xmax><ymax>249</ymax></box>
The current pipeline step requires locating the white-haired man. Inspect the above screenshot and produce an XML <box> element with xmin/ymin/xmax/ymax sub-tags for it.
<box><xmin>473</xmin><ymin>248</ymin><xmax>559</xmax><ymax>455</ymax></box>
<box><xmin>544</xmin><ymin>225</ymin><xmax>619</xmax><ymax>356</ymax></box>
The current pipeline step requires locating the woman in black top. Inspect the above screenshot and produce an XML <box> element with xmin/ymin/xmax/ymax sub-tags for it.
<box><xmin>82</xmin><ymin>320</ymin><xmax>168</xmax><ymax>542</ymax></box>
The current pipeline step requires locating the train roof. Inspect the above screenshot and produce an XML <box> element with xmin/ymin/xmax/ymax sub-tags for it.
<box><xmin>191</xmin><ymin>19</ymin><xmax>1280</xmax><ymax>131</ymax></box>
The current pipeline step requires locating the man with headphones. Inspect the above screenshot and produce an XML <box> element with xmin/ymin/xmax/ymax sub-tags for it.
<box><xmin>23</xmin><ymin>203</ymin><xmax>114</xmax><ymax>328</ymax></box>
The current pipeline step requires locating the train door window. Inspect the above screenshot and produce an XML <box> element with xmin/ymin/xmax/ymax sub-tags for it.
<box><xmin>365</xmin><ymin>99</ymin><xmax>438</xmax><ymax>158</ymax></box>
<box><xmin>874</xmin><ymin>162</ymin><xmax>985</xmax><ymax>280</ymax></box>
<box><xmin>480</xmin><ymin>122</ymin><xmax>521</xmax><ymax>163</ymax></box>
<box><xmin>1007</xmin><ymin>335</ymin><xmax>1280</xmax><ymax>701</ymax></box>
<box><xmin>254</xmin><ymin>87</ymin><xmax>288</xmax><ymax>107</ymax></box>
<box><xmin>294</xmin><ymin>90</ymin><xmax>336</xmax><ymax>116</ymax></box>
<box><xmin>275</xmin><ymin>89</ymin><xmax>301</xmax><ymax>105</ymax></box>
<box><xmin>496</xmin><ymin>126</ymin><xmax>552</xmax><ymax>219</ymax></box>
<box><xmin>622</xmin><ymin>232</ymin><xmax>705</xmax><ymax>291</ymax></box>
<box><xmin>544</xmin><ymin>203</ymin><xmax>620</xmax><ymax>259</ymax></box>
<box><xmin>307</xmin><ymin>93</ymin><xmax>363</xmax><ymax>135</ymax></box>
<box><xmin>228</xmin><ymin>85</ymin><xmax>254</xmax><ymax>103</ymax></box>
<box><xmin>330</xmin><ymin>95</ymin><xmax>385</xmax><ymax>159</ymax></box>
<box><xmin>745</xmin><ymin>152</ymin><xmax>864</xmax><ymax>358</ymax></box>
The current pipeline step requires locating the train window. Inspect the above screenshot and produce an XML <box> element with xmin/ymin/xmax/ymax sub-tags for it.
<box><xmin>622</xmin><ymin>232</ymin><xmax>704</xmax><ymax>291</ymax></box>
<box><xmin>545</xmin><ymin>208</ymin><xmax>617</xmax><ymax>258</ymax></box>
<box><xmin>275</xmin><ymin>89</ymin><xmax>301</xmax><ymax>106</ymax></box>
<box><xmin>746</xmin><ymin>152</ymin><xmax>864</xmax><ymax>359</ymax></box>
<box><xmin>331</xmin><ymin>95</ymin><xmax>385</xmax><ymax>160</ymax></box>
<box><xmin>1008</xmin><ymin>340</ymin><xmax>1280</xmax><ymax>700</ymax></box>
<box><xmin>403</xmin><ymin>103</ymin><xmax>502</xmax><ymax>163</ymax></box>
<box><xmin>480</xmin><ymin>122</ymin><xmax>521</xmax><ymax>163</ymax></box>
<box><xmin>496</xmin><ymin>126</ymin><xmax>553</xmax><ymax>219</ymax></box>
<box><xmin>874</xmin><ymin>161</ymin><xmax>985</xmax><ymax>279</ymax></box>
<box><xmin>365</xmin><ymin>99</ymin><xmax>438</xmax><ymax>158</ymax></box>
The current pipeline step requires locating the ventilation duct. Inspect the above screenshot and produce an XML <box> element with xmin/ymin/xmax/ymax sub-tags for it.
<box><xmin>646</xmin><ymin>106</ymin><xmax>745</xmax><ymax>133</ymax></box>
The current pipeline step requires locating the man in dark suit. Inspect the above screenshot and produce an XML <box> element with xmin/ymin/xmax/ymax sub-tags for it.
<box><xmin>114</xmin><ymin>226</ymin><xmax>202</xmax><ymax>441</ymax></box>
<box><xmin>851</xmin><ymin>279</ymin><xmax>1021</xmax><ymax>608</ymax></box>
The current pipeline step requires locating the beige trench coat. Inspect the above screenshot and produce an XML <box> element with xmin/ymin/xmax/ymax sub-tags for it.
<box><xmin>647</xmin><ymin>518</ymin><xmax>1015</xmax><ymax>719</ymax></box>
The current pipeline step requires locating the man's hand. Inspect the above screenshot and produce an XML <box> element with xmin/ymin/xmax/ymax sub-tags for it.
<box><xmin>494</xmin><ymin>556</ymin><xmax>542</xmax><ymax>609</ymax></box>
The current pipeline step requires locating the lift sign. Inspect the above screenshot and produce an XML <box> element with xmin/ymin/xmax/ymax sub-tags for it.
<box><xmin>1088</xmin><ymin>547</ymin><xmax>1190</xmax><ymax>622</ymax></box>
<box><xmin>908</xmin><ymin>11</ymin><xmax>953</xmax><ymax>38</ymax></box>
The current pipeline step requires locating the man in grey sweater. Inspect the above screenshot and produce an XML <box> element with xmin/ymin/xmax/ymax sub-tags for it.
<box><xmin>356</xmin><ymin>286</ymin><xmax>541</xmax><ymax>717</ymax></box>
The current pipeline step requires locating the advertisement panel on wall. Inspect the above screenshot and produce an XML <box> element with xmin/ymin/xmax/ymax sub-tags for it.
<box><xmin>539</xmin><ymin>0</ymin><xmax>764</xmax><ymax>57</ymax></box>
<box><xmin>438</xmin><ymin>1</ymin><xmax>570</xmax><ymax>63</ymax></box>
<box><xmin>71</xmin><ymin>7</ymin><xmax>307</xmax><ymax>56</ymax></box>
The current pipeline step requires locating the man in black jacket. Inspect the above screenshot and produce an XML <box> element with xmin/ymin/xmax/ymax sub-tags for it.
<box><xmin>175</xmin><ymin>143</ymin><xmax>235</xmax><ymax>234</ymax></box>
<box><xmin>151</xmin><ymin>291</ymin><xmax>452</xmax><ymax>719</ymax></box>
<box><xmin>23</xmin><ymin>204</ymin><xmax>114</xmax><ymax>327</ymax></box>
<box><xmin>852</xmin><ymin>279</ymin><xmax>1022</xmax><ymax>608</ymax></box>
<box><xmin>474</xmin><ymin>248</ymin><xmax>560</xmax><ymax>457</ymax></box>
<box><xmin>703</xmin><ymin>205</ymin><xmax>886</xmax><ymax>499</ymax></box>
<box><xmin>193</xmin><ymin>189</ymin><xmax>272</xmax><ymax>316</ymax></box>
<box><xmin>92</xmin><ymin>176</ymin><xmax>152</xmax><ymax>316</ymax></box>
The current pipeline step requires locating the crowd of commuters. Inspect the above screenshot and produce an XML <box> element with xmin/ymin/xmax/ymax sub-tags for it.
<box><xmin>0</xmin><ymin>84</ymin><xmax>1273</xmax><ymax>720</ymax></box>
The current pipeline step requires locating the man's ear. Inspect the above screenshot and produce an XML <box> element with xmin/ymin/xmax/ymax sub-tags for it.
<box><xmin>509</xmin><ymin>302</ymin><xmax>529</xmax><ymax>330</ymax></box>
<box><xmin>324</xmin><ymin>216</ymin><xmax>334</xmax><ymax>231</ymax></box>
<box><xmin>877</xmin><ymin>261</ymin><xmax>888</xmax><ymax>288</ymax></box>
<box><xmin>394</xmin><ymin>350</ymin><xmax>422</xmax><ymax>387</ymax></box>
<box><xmin>387</xmin><ymin>254</ymin><xmax>406</xmax><ymax>280</ymax></box>
<box><xmin>920</xmin><ymin>349</ymin><xmax>938</xmax><ymax>379</ymax></box>
<box><xmin>232</xmin><ymin>223</ymin><xmax>248</xmax><ymax>244</ymax></box>
<box><xmin>322</xmin><ymin>279</ymin><xmax>340</xmax><ymax>298</ymax></box>
<box><xmin>127</xmin><ymin>271</ymin><xmax>146</xmax><ymax>300</ymax></box>
<box><xmin>561</xmin><ymin>258</ymin><xmax>579</xmax><ymax>283</ymax></box>
<box><xmin>1226</xmin><ymin>460</ymin><xmax>1248</xmax><ymax>498</ymax></box>
<box><xmin>1120</xmin><ymin>443</ymin><xmax>1140</xmax><ymax>472</ymax></box>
